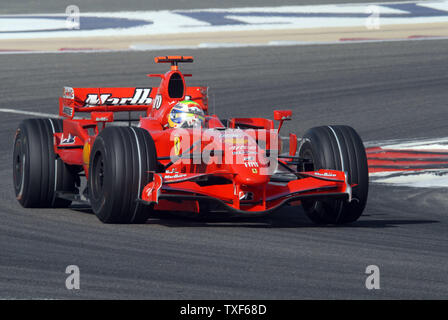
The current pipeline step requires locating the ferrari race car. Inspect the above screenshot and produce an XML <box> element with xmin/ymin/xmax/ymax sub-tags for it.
<box><xmin>13</xmin><ymin>56</ymin><xmax>368</xmax><ymax>224</ymax></box>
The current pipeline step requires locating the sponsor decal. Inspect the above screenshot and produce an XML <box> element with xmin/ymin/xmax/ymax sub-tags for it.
<box><xmin>82</xmin><ymin>142</ymin><xmax>91</xmax><ymax>166</ymax></box>
<box><xmin>84</xmin><ymin>88</ymin><xmax>152</xmax><ymax>106</ymax></box>
<box><xmin>231</xmin><ymin>145</ymin><xmax>258</xmax><ymax>155</ymax></box>
<box><xmin>63</xmin><ymin>87</ymin><xmax>74</xmax><ymax>99</ymax></box>
<box><xmin>91</xmin><ymin>112</ymin><xmax>113</xmax><ymax>122</ymax></box>
<box><xmin>314</xmin><ymin>172</ymin><xmax>337</xmax><ymax>177</ymax></box>
<box><xmin>94</xmin><ymin>117</ymin><xmax>109</xmax><ymax>121</ymax></box>
<box><xmin>62</xmin><ymin>106</ymin><xmax>74</xmax><ymax>117</ymax></box>
<box><xmin>61</xmin><ymin>133</ymin><xmax>76</xmax><ymax>145</ymax></box>
<box><xmin>153</xmin><ymin>94</ymin><xmax>162</xmax><ymax>109</ymax></box>
<box><xmin>244</xmin><ymin>161</ymin><xmax>259</xmax><ymax>168</ymax></box>
<box><xmin>233</xmin><ymin>150</ymin><xmax>257</xmax><ymax>155</ymax></box>
<box><xmin>164</xmin><ymin>173</ymin><xmax>187</xmax><ymax>179</ymax></box>
<box><xmin>230</xmin><ymin>145</ymin><xmax>256</xmax><ymax>151</ymax></box>
<box><xmin>252</xmin><ymin>168</ymin><xmax>258</xmax><ymax>174</ymax></box>
<box><xmin>225</xmin><ymin>137</ymin><xmax>248</xmax><ymax>144</ymax></box>
<box><xmin>218</xmin><ymin>129</ymin><xmax>246</xmax><ymax>138</ymax></box>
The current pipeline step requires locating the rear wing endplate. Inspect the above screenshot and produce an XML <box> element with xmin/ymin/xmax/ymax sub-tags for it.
<box><xmin>59</xmin><ymin>87</ymin><xmax>154</xmax><ymax>118</ymax></box>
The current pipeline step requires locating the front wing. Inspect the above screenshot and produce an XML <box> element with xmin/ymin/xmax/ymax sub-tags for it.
<box><xmin>139</xmin><ymin>169</ymin><xmax>353</xmax><ymax>214</ymax></box>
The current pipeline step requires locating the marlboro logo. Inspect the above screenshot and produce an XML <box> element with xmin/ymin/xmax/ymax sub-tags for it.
<box><xmin>83</xmin><ymin>88</ymin><xmax>152</xmax><ymax>106</ymax></box>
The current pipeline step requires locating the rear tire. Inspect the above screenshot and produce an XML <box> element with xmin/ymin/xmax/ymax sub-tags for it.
<box><xmin>88</xmin><ymin>127</ymin><xmax>157</xmax><ymax>224</ymax></box>
<box><xmin>299</xmin><ymin>125</ymin><xmax>368</xmax><ymax>224</ymax></box>
<box><xmin>13</xmin><ymin>118</ymin><xmax>77</xmax><ymax>208</ymax></box>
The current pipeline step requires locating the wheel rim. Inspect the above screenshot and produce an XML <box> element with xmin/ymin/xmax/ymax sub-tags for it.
<box><xmin>13</xmin><ymin>138</ymin><xmax>26</xmax><ymax>195</ymax></box>
<box><xmin>91</xmin><ymin>151</ymin><xmax>105</xmax><ymax>198</ymax></box>
<box><xmin>301</xmin><ymin>141</ymin><xmax>343</xmax><ymax>222</ymax></box>
<box><xmin>301</xmin><ymin>149</ymin><xmax>315</xmax><ymax>171</ymax></box>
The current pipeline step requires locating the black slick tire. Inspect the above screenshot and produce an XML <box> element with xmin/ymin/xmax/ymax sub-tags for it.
<box><xmin>13</xmin><ymin>118</ymin><xmax>77</xmax><ymax>208</ymax></box>
<box><xmin>299</xmin><ymin>125</ymin><xmax>368</xmax><ymax>224</ymax></box>
<box><xmin>88</xmin><ymin>126</ymin><xmax>157</xmax><ymax>224</ymax></box>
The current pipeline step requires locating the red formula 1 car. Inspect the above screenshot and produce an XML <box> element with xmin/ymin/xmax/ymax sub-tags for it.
<box><xmin>13</xmin><ymin>56</ymin><xmax>368</xmax><ymax>224</ymax></box>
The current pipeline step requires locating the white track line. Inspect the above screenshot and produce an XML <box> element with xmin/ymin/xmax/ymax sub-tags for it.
<box><xmin>1</xmin><ymin>35</ymin><xmax>448</xmax><ymax>55</ymax></box>
<box><xmin>0</xmin><ymin>108</ymin><xmax>62</xmax><ymax>118</ymax></box>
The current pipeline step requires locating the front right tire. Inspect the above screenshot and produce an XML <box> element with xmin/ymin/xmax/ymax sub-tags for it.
<box><xmin>299</xmin><ymin>125</ymin><xmax>369</xmax><ymax>224</ymax></box>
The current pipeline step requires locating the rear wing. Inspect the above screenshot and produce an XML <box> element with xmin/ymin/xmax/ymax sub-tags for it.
<box><xmin>60</xmin><ymin>85</ymin><xmax>207</xmax><ymax>119</ymax></box>
<box><xmin>59</xmin><ymin>87</ymin><xmax>154</xmax><ymax>118</ymax></box>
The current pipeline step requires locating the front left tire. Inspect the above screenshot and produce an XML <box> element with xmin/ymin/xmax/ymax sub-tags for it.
<box><xmin>88</xmin><ymin>126</ymin><xmax>157</xmax><ymax>224</ymax></box>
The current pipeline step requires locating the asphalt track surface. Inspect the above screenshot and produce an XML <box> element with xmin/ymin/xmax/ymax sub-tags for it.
<box><xmin>1</xmin><ymin>39</ymin><xmax>448</xmax><ymax>299</ymax></box>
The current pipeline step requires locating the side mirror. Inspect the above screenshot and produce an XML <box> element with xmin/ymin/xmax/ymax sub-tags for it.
<box><xmin>274</xmin><ymin>110</ymin><xmax>292</xmax><ymax>121</ymax></box>
<box><xmin>274</xmin><ymin>110</ymin><xmax>292</xmax><ymax>132</ymax></box>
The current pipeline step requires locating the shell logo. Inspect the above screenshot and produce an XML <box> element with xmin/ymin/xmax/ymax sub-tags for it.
<box><xmin>83</xmin><ymin>141</ymin><xmax>91</xmax><ymax>167</ymax></box>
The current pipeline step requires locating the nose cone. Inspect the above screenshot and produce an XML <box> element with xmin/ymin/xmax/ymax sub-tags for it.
<box><xmin>234</xmin><ymin>166</ymin><xmax>269</xmax><ymax>186</ymax></box>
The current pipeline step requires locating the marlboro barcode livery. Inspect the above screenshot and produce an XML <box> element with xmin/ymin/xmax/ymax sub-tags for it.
<box><xmin>13</xmin><ymin>56</ymin><xmax>368</xmax><ymax>224</ymax></box>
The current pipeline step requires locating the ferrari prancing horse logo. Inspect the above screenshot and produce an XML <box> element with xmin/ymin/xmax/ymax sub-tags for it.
<box><xmin>174</xmin><ymin>136</ymin><xmax>181</xmax><ymax>156</ymax></box>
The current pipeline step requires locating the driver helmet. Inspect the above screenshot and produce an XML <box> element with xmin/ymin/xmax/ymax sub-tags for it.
<box><xmin>167</xmin><ymin>100</ymin><xmax>205</xmax><ymax>128</ymax></box>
